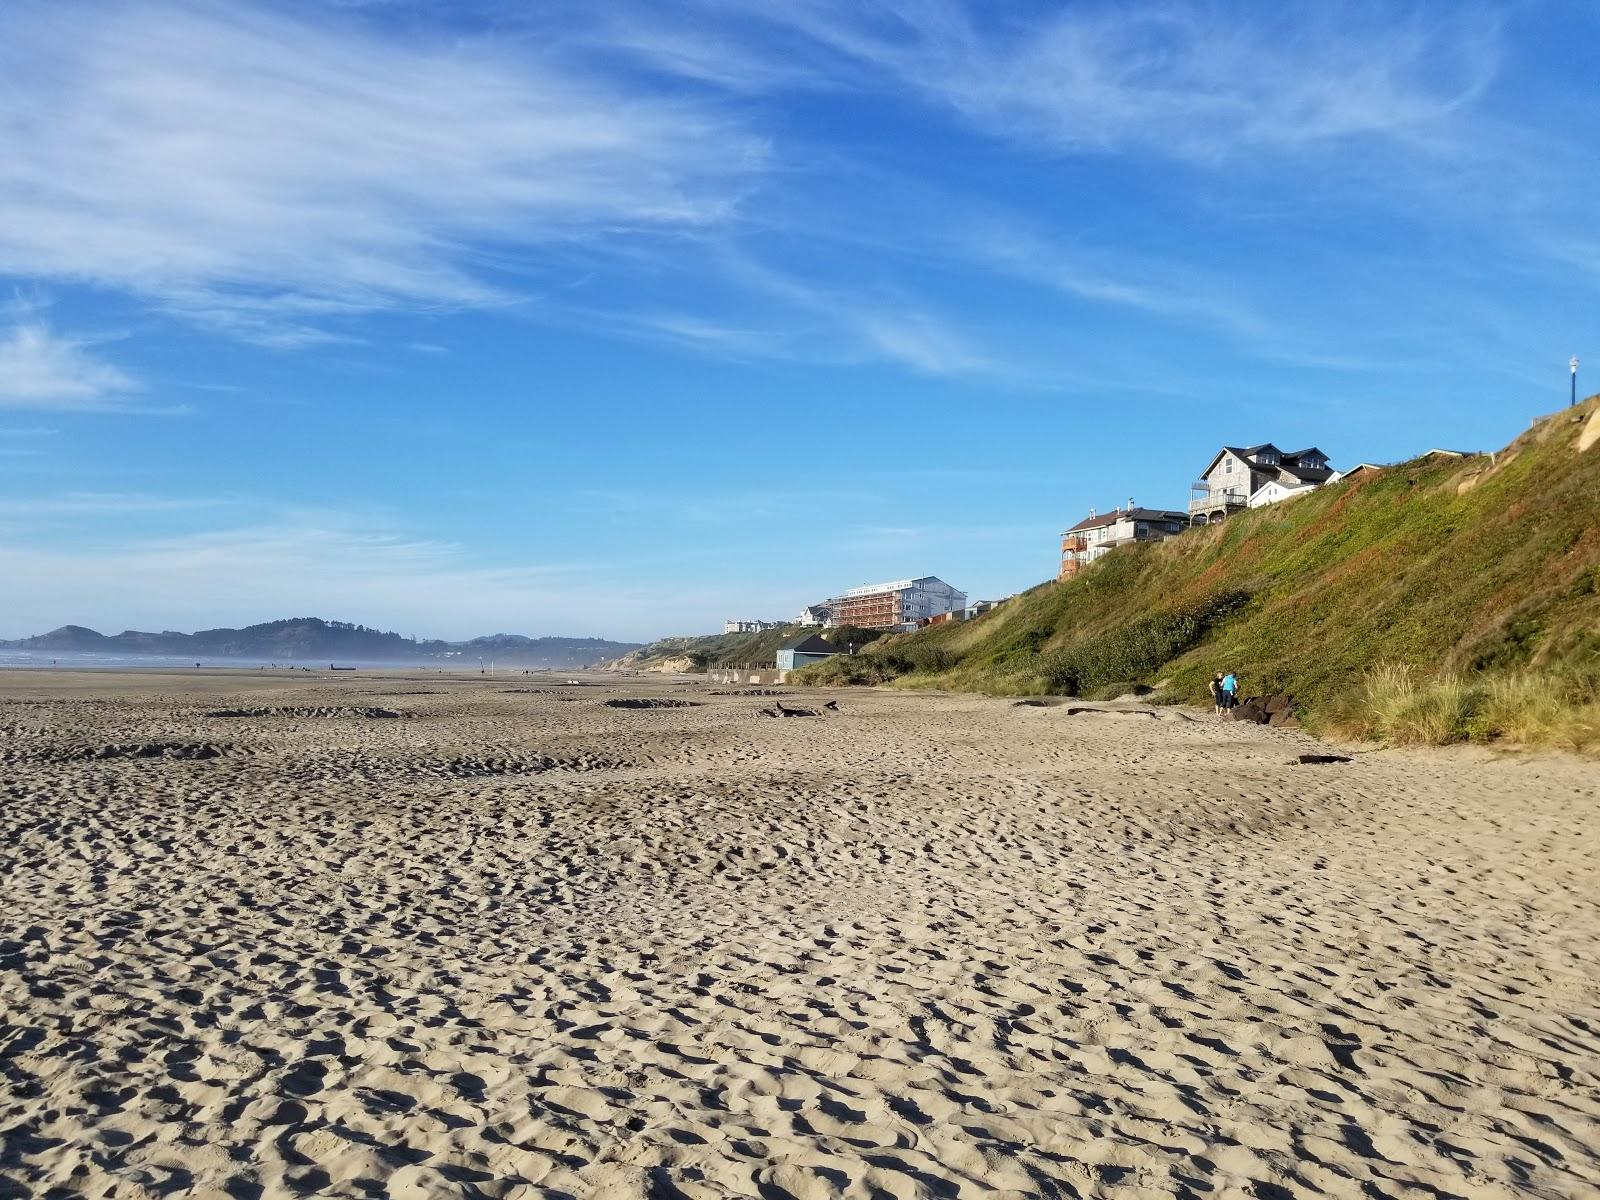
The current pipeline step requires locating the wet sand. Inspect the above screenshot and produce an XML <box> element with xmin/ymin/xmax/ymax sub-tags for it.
<box><xmin>2</xmin><ymin>670</ymin><xmax>1598</xmax><ymax>1198</ymax></box>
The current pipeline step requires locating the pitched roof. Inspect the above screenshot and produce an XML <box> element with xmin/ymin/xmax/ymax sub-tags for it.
<box><xmin>1201</xmin><ymin>443</ymin><xmax>1333</xmax><ymax>479</ymax></box>
<box><xmin>1249</xmin><ymin>478</ymin><xmax>1314</xmax><ymax>497</ymax></box>
<box><xmin>1200</xmin><ymin>444</ymin><xmax>1280</xmax><ymax>478</ymax></box>
<box><xmin>781</xmin><ymin>633</ymin><xmax>839</xmax><ymax>655</ymax></box>
<box><xmin>1275</xmin><ymin>462</ymin><xmax>1335</xmax><ymax>483</ymax></box>
<box><xmin>1065</xmin><ymin>507</ymin><xmax>1188</xmax><ymax>533</ymax></box>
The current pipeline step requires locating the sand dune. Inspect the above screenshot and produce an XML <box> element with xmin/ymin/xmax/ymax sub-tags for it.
<box><xmin>2</xmin><ymin>671</ymin><xmax>1597</xmax><ymax>1198</ymax></box>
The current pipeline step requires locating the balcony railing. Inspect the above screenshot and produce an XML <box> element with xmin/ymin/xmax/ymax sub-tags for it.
<box><xmin>1188</xmin><ymin>488</ymin><xmax>1247</xmax><ymax>514</ymax></box>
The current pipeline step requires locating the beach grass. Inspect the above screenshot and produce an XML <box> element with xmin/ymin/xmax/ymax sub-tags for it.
<box><xmin>1333</xmin><ymin>660</ymin><xmax>1600</xmax><ymax>750</ymax></box>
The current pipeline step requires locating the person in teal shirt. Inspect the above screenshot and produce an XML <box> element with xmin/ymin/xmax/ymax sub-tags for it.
<box><xmin>1220</xmin><ymin>671</ymin><xmax>1239</xmax><ymax>709</ymax></box>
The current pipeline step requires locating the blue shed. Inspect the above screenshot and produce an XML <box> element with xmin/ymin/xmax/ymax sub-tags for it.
<box><xmin>776</xmin><ymin>633</ymin><xmax>841</xmax><ymax>671</ymax></box>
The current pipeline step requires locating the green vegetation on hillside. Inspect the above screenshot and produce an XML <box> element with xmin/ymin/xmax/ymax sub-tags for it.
<box><xmin>610</xmin><ymin>626</ymin><xmax>798</xmax><ymax>671</ymax></box>
<box><xmin>797</xmin><ymin>398</ymin><xmax>1600</xmax><ymax>749</ymax></box>
<box><xmin>613</xmin><ymin>623</ymin><xmax>891</xmax><ymax>672</ymax></box>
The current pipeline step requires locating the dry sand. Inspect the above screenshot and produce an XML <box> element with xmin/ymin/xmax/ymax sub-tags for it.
<box><xmin>1</xmin><ymin>670</ymin><xmax>1597</xmax><ymax>1199</ymax></box>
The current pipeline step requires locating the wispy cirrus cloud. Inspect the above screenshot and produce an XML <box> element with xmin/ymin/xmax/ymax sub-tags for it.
<box><xmin>714</xmin><ymin>254</ymin><xmax>1000</xmax><ymax>378</ymax></box>
<box><xmin>0</xmin><ymin>0</ymin><xmax>1547</xmax><ymax>389</ymax></box>
<box><xmin>849</xmin><ymin>307</ymin><xmax>995</xmax><ymax>377</ymax></box>
<box><xmin>549</xmin><ymin>306</ymin><xmax>805</xmax><ymax>363</ymax></box>
<box><xmin>0</xmin><ymin>492</ymin><xmax>239</xmax><ymax>516</ymax></box>
<box><xmin>0</xmin><ymin>321</ymin><xmax>139</xmax><ymax>410</ymax></box>
<box><xmin>533</xmin><ymin>0</ymin><xmax>1522</xmax><ymax>375</ymax></box>
<box><xmin>633</xmin><ymin>1</ymin><xmax>1502</xmax><ymax>162</ymax></box>
<box><xmin>0</xmin><ymin>0</ymin><xmax>766</xmax><ymax>343</ymax></box>
<box><xmin>532</xmin><ymin>254</ymin><xmax>999</xmax><ymax>378</ymax></box>
<box><xmin>954</xmin><ymin>220</ymin><xmax>1268</xmax><ymax>338</ymax></box>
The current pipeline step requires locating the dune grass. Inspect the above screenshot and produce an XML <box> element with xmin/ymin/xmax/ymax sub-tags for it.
<box><xmin>1334</xmin><ymin>662</ymin><xmax>1600</xmax><ymax>750</ymax></box>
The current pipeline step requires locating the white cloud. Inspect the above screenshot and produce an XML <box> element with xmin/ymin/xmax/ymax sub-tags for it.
<box><xmin>528</xmin><ymin>251</ymin><xmax>1003</xmax><ymax>378</ymax></box>
<box><xmin>0</xmin><ymin>322</ymin><xmax>139</xmax><ymax>409</ymax></box>
<box><xmin>0</xmin><ymin>0</ymin><xmax>766</xmax><ymax>340</ymax></box>
<box><xmin>955</xmin><ymin>221</ymin><xmax>1268</xmax><ymax>338</ymax></box>
<box><xmin>673</xmin><ymin>1</ymin><xmax>1501</xmax><ymax>162</ymax></box>
<box><xmin>963</xmin><ymin>9</ymin><xmax>1492</xmax><ymax>159</ymax></box>
<box><xmin>850</xmin><ymin>308</ymin><xmax>994</xmax><ymax>377</ymax></box>
<box><xmin>0</xmin><ymin>492</ymin><xmax>235</xmax><ymax>515</ymax></box>
<box><xmin>521</xmin><ymin>0</ymin><xmax>1516</xmax><ymax>377</ymax></box>
<box><xmin>0</xmin><ymin>0</ymin><xmax>1535</xmax><ymax>386</ymax></box>
<box><xmin>0</xmin><ymin>515</ymin><xmax>786</xmax><ymax>641</ymax></box>
<box><xmin>713</xmin><ymin>254</ymin><xmax>999</xmax><ymax>377</ymax></box>
<box><xmin>592</xmin><ymin>310</ymin><xmax>803</xmax><ymax>361</ymax></box>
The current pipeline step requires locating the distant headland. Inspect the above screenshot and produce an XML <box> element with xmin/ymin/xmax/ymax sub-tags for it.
<box><xmin>0</xmin><ymin>617</ymin><xmax>641</xmax><ymax>668</ymax></box>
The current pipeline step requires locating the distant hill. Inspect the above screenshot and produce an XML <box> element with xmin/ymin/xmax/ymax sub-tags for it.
<box><xmin>796</xmin><ymin>397</ymin><xmax>1600</xmax><ymax>749</ymax></box>
<box><xmin>0</xmin><ymin>617</ymin><xmax>641</xmax><ymax>668</ymax></box>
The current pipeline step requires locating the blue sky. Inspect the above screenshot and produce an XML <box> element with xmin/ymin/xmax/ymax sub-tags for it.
<box><xmin>1</xmin><ymin>0</ymin><xmax>1595</xmax><ymax>641</ymax></box>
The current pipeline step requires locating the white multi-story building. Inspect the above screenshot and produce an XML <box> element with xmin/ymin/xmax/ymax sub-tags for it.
<box><xmin>826</xmin><ymin>577</ymin><xmax>966</xmax><ymax>631</ymax></box>
<box><xmin>723</xmin><ymin>619</ymin><xmax>783</xmax><ymax>634</ymax></box>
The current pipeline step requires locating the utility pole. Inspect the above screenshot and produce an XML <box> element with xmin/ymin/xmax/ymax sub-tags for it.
<box><xmin>1572</xmin><ymin>356</ymin><xmax>1580</xmax><ymax>407</ymax></box>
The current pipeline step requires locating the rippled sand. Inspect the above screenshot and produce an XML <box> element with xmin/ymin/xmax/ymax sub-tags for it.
<box><xmin>2</xmin><ymin>670</ymin><xmax>1597</xmax><ymax>1199</ymax></box>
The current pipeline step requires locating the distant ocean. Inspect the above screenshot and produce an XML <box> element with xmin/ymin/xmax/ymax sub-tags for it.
<box><xmin>0</xmin><ymin>650</ymin><xmax>443</xmax><ymax>671</ymax></box>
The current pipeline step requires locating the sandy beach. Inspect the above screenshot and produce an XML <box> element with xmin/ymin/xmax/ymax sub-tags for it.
<box><xmin>2</xmin><ymin>670</ymin><xmax>1597</xmax><ymax>1199</ymax></box>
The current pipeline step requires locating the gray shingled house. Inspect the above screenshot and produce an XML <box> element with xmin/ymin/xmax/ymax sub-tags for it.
<box><xmin>1189</xmin><ymin>444</ymin><xmax>1334</xmax><ymax>524</ymax></box>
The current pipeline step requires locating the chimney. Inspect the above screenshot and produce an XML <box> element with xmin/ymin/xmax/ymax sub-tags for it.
<box><xmin>1088</xmin><ymin>507</ymin><xmax>1096</xmax><ymax>519</ymax></box>
<box><xmin>1128</xmin><ymin>496</ymin><xmax>1135</xmax><ymax>510</ymax></box>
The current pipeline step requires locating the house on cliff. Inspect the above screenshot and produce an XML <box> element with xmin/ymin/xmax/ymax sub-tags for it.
<box><xmin>1190</xmin><ymin>444</ymin><xmax>1336</xmax><ymax>523</ymax></box>
<box><xmin>1059</xmin><ymin>503</ymin><xmax>1188</xmax><ymax>579</ymax></box>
